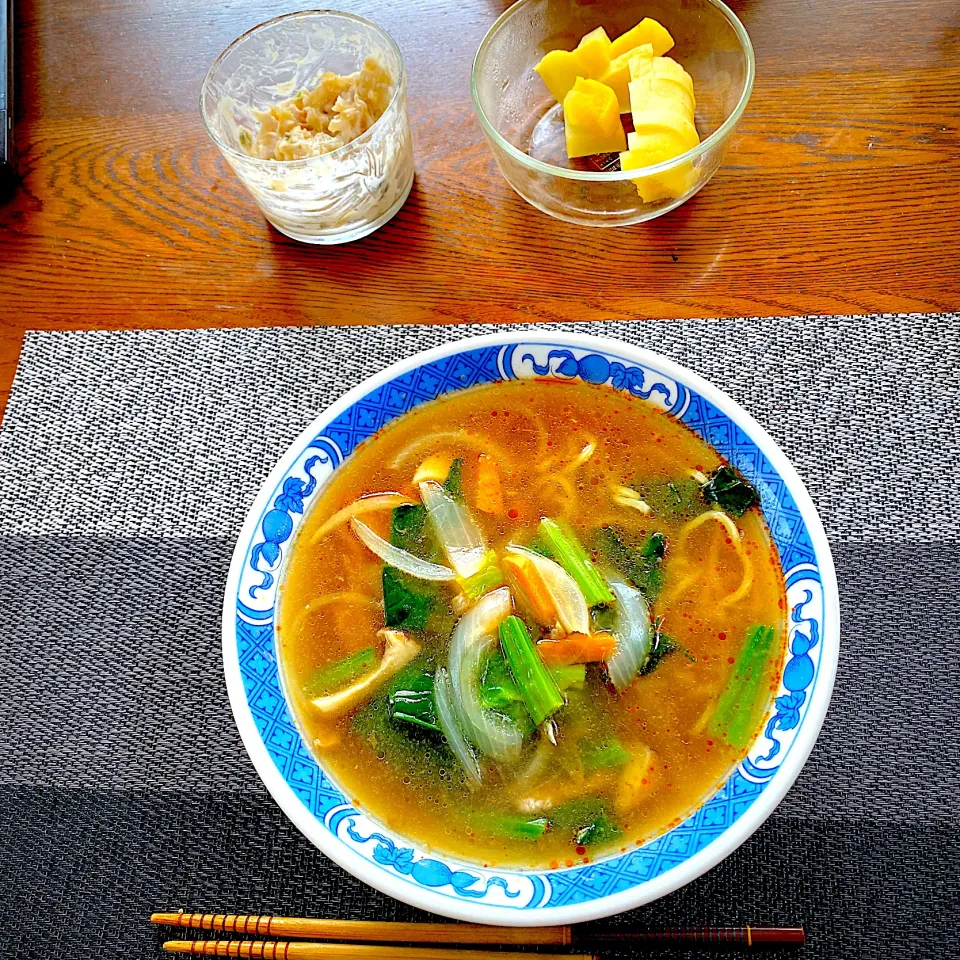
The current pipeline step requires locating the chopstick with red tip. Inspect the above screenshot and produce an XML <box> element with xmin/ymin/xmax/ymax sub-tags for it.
<box><xmin>152</xmin><ymin>913</ymin><xmax>806</xmax><ymax>949</ymax></box>
<box><xmin>161</xmin><ymin>944</ymin><xmax>591</xmax><ymax>960</ymax></box>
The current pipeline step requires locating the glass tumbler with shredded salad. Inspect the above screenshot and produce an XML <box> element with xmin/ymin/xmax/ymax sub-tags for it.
<box><xmin>201</xmin><ymin>11</ymin><xmax>414</xmax><ymax>244</ymax></box>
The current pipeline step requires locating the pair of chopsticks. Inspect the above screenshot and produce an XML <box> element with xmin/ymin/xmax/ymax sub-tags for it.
<box><xmin>152</xmin><ymin>913</ymin><xmax>806</xmax><ymax>957</ymax></box>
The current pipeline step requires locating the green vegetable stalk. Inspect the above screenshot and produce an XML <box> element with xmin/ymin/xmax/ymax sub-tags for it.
<box><xmin>470</xmin><ymin>812</ymin><xmax>550</xmax><ymax>840</ymax></box>
<box><xmin>581</xmin><ymin>738</ymin><xmax>632</xmax><ymax>772</ymax></box>
<box><xmin>498</xmin><ymin>616</ymin><xmax>565</xmax><ymax>726</ymax></box>
<box><xmin>539</xmin><ymin>518</ymin><xmax>614</xmax><ymax>606</ymax></box>
<box><xmin>303</xmin><ymin>647</ymin><xmax>375</xmax><ymax>698</ymax></box>
<box><xmin>710</xmin><ymin>624</ymin><xmax>777</xmax><ymax>747</ymax></box>
<box><xmin>458</xmin><ymin>552</ymin><xmax>505</xmax><ymax>601</ymax></box>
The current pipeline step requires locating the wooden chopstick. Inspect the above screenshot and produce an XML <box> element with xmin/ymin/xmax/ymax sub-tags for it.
<box><xmin>152</xmin><ymin>913</ymin><xmax>806</xmax><ymax>948</ymax></box>
<box><xmin>151</xmin><ymin>915</ymin><xmax>567</xmax><ymax>946</ymax></box>
<box><xmin>161</xmin><ymin>943</ymin><xmax>591</xmax><ymax>960</ymax></box>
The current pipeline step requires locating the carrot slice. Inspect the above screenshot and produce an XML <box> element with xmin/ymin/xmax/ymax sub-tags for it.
<box><xmin>502</xmin><ymin>554</ymin><xmax>556</xmax><ymax>624</ymax></box>
<box><xmin>536</xmin><ymin>631</ymin><xmax>616</xmax><ymax>666</ymax></box>
<box><xmin>476</xmin><ymin>454</ymin><xmax>505</xmax><ymax>515</ymax></box>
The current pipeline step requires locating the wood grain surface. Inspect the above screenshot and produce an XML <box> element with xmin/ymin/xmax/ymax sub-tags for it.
<box><xmin>1</xmin><ymin>0</ymin><xmax>958</xmax><ymax>419</ymax></box>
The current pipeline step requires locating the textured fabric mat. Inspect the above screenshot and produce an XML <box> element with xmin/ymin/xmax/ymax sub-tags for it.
<box><xmin>1</xmin><ymin>315</ymin><xmax>958</xmax><ymax>960</ymax></box>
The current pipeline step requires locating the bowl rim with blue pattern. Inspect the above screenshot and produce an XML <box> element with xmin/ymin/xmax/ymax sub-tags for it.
<box><xmin>222</xmin><ymin>332</ymin><xmax>840</xmax><ymax>925</ymax></box>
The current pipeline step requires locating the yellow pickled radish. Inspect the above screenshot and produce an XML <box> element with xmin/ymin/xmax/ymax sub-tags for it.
<box><xmin>535</xmin><ymin>18</ymin><xmax>697</xmax><ymax>168</ymax></box>
<box><xmin>625</xmin><ymin>129</ymin><xmax>690</xmax><ymax>159</ymax></box>
<box><xmin>623</xmin><ymin>157</ymin><xmax>696</xmax><ymax>202</ymax></box>
<box><xmin>645</xmin><ymin>82</ymin><xmax>695</xmax><ymax>123</ymax></box>
<box><xmin>534</xmin><ymin>48</ymin><xmax>588</xmax><ymax>103</ymax></box>
<box><xmin>628</xmin><ymin>75</ymin><xmax>652</xmax><ymax>112</ymax></box>
<box><xmin>575</xmin><ymin>26</ymin><xmax>614</xmax><ymax>79</ymax></box>
<box><xmin>610</xmin><ymin>17</ymin><xmax>675</xmax><ymax>58</ymax></box>
<box><xmin>631</xmin><ymin>103</ymin><xmax>699</xmax><ymax>152</ymax></box>
<box><xmin>650</xmin><ymin>79</ymin><xmax>695</xmax><ymax>120</ymax></box>
<box><xmin>628</xmin><ymin>47</ymin><xmax>656</xmax><ymax>81</ymax></box>
<box><xmin>620</xmin><ymin>128</ymin><xmax>697</xmax><ymax>203</ymax></box>
<box><xmin>599</xmin><ymin>43</ymin><xmax>653</xmax><ymax>112</ymax></box>
<box><xmin>630</xmin><ymin>73</ymin><xmax>698</xmax><ymax>142</ymax></box>
<box><xmin>630</xmin><ymin>62</ymin><xmax>695</xmax><ymax>120</ymax></box>
<box><xmin>563</xmin><ymin>77</ymin><xmax>627</xmax><ymax>158</ymax></box>
<box><xmin>652</xmin><ymin>56</ymin><xmax>696</xmax><ymax>102</ymax></box>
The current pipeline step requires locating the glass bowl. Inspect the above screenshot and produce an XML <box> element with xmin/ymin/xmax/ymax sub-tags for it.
<box><xmin>471</xmin><ymin>0</ymin><xmax>754</xmax><ymax>226</ymax></box>
<box><xmin>200</xmin><ymin>11</ymin><xmax>414</xmax><ymax>244</ymax></box>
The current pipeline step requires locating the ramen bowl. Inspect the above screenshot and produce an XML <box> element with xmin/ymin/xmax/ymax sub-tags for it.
<box><xmin>222</xmin><ymin>332</ymin><xmax>839</xmax><ymax>924</ymax></box>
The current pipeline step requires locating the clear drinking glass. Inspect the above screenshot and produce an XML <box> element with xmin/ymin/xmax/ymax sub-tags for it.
<box><xmin>471</xmin><ymin>0</ymin><xmax>754</xmax><ymax>226</ymax></box>
<box><xmin>201</xmin><ymin>11</ymin><xmax>414</xmax><ymax>244</ymax></box>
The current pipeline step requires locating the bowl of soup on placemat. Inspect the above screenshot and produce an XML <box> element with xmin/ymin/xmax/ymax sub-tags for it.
<box><xmin>223</xmin><ymin>333</ymin><xmax>839</xmax><ymax>924</ymax></box>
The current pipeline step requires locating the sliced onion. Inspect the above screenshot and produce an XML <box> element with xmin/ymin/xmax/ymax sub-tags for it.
<box><xmin>311</xmin><ymin>493</ymin><xmax>415</xmax><ymax>544</ymax></box>
<box><xmin>434</xmin><ymin>667</ymin><xmax>482</xmax><ymax>788</ymax></box>
<box><xmin>505</xmin><ymin>545</ymin><xmax>590</xmax><ymax>635</ymax></box>
<box><xmin>419</xmin><ymin>480</ymin><xmax>487</xmax><ymax>579</ymax></box>
<box><xmin>349</xmin><ymin>518</ymin><xmax>456</xmax><ymax>581</ymax></box>
<box><xmin>448</xmin><ymin>587</ymin><xmax>522</xmax><ymax>762</ymax></box>
<box><xmin>607</xmin><ymin>579</ymin><xmax>653</xmax><ymax>693</ymax></box>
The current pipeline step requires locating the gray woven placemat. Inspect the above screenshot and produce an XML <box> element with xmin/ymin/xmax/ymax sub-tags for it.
<box><xmin>1</xmin><ymin>315</ymin><xmax>958</xmax><ymax>960</ymax></box>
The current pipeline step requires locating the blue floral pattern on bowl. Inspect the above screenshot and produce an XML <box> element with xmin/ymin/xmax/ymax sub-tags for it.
<box><xmin>224</xmin><ymin>336</ymin><xmax>838</xmax><ymax>923</ymax></box>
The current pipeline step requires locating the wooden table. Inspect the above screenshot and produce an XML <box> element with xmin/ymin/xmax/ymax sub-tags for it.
<box><xmin>1</xmin><ymin>0</ymin><xmax>958</xmax><ymax>420</ymax></box>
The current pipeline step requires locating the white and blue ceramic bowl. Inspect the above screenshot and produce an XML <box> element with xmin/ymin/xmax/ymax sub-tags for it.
<box><xmin>222</xmin><ymin>332</ymin><xmax>840</xmax><ymax>925</ymax></box>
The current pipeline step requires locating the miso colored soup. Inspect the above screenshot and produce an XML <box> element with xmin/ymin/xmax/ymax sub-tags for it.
<box><xmin>278</xmin><ymin>379</ymin><xmax>786</xmax><ymax>868</ymax></box>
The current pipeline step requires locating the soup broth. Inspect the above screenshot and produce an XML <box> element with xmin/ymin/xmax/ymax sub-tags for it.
<box><xmin>279</xmin><ymin>379</ymin><xmax>785</xmax><ymax>868</ymax></box>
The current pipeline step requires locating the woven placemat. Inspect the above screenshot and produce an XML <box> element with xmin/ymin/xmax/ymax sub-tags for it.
<box><xmin>1</xmin><ymin>316</ymin><xmax>958</xmax><ymax>960</ymax></box>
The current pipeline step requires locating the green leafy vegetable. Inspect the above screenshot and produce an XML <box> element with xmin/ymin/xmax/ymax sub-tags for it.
<box><xmin>639</xmin><ymin>623</ymin><xmax>694</xmax><ymax>676</ymax></box>
<box><xmin>443</xmin><ymin>458</ymin><xmax>465</xmax><ymax>502</ymax></box>
<box><xmin>478</xmin><ymin>653</ymin><xmax>535</xmax><ymax>735</ymax></box>
<box><xmin>390</xmin><ymin>503</ymin><xmax>429</xmax><ymax>552</ymax></box>
<box><xmin>539</xmin><ymin>518</ymin><xmax>614</xmax><ymax>607</ymax></box>
<box><xmin>383</xmin><ymin>566</ymin><xmax>434</xmax><ymax>631</ymax></box>
<box><xmin>389</xmin><ymin>666</ymin><xmax>440</xmax><ymax>732</ymax></box>
<box><xmin>353</xmin><ymin>660</ymin><xmax>456</xmax><ymax>779</ymax></box>
<box><xmin>552</xmin><ymin>798</ymin><xmax>623</xmax><ymax>847</ymax></box>
<box><xmin>303</xmin><ymin>647</ymin><xmax>375</xmax><ymax>698</ymax></box>
<box><xmin>499</xmin><ymin>616</ymin><xmax>565</xmax><ymax>726</ymax></box>
<box><xmin>701</xmin><ymin>465</ymin><xmax>760</xmax><ymax>518</ymax></box>
<box><xmin>633</xmin><ymin>475</ymin><xmax>703</xmax><ymax>519</ymax></box>
<box><xmin>580</xmin><ymin>738</ymin><xmax>632</xmax><ymax>772</ymax></box>
<box><xmin>481</xmin><ymin>654</ymin><xmax>581</xmax><ymax>713</ymax></box>
<box><xmin>710</xmin><ymin>625</ymin><xmax>777</xmax><ymax>747</ymax></box>
<box><xmin>575</xmin><ymin>815</ymin><xmax>622</xmax><ymax>847</ymax></box>
<box><xmin>594</xmin><ymin>527</ymin><xmax>667</xmax><ymax>603</ymax></box>
<box><xmin>479</xmin><ymin>652</ymin><xmax>521</xmax><ymax>711</ymax></box>
<box><xmin>383</xmin><ymin>505</ymin><xmax>443</xmax><ymax>631</ymax></box>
